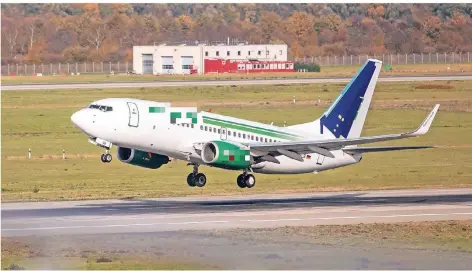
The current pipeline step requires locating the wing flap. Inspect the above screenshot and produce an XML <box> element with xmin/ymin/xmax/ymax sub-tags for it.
<box><xmin>343</xmin><ymin>146</ymin><xmax>436</xmax><ymax>154</ymax></box>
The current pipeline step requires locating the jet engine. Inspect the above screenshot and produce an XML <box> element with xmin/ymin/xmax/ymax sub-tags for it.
<box><xmin>117</xmin><ymin>147</ymin><xmax>170</xmax><ymax>169</ymax></box>
<box><xmin>201</xmin><ymin>140</ymin><xmax>251</xmax><ymax>170</ymax></box>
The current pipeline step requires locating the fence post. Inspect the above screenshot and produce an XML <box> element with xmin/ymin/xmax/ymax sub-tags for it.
<box><xmin>444</xmin><ymin>52</ymin><xmax>446</xmax><ymax>63</ymax></box>
<box><xmin>33</xmin><ymin>63</ymin><xmax>35</xmax><ymax>75</ymax></box>
<box><xmin>459</xmin><ymin>52</ymin><xmax>462</xmax><ymax>63</ymax></box>
<box><xmin>76</xmin><ymin>63</ymin><xmax>78</xmax><ymax>74</ymax></box>
<box><xmin>350</xmin><ymin>55</ymin><xmax>353</xmax><ymax>65</ymax></box>
<box><xmin>413</xmin><ymin>53</ymin><xmax>415</xmax><ymax>64</ymax></box>
<box><xmin>382</xmin><ymin>54</ymin><xmax>384</xmax><ymax>63</ymax></box>
<box><xmin>421</xmin><ymin>53</ymin><xmax>423</xmax><ymax>64</ymax></box>
<box><xmin>7</xmin><ymin>64</ymin><xmax>10</xmax><ymax>75</ymax></box>
<box><xmin>59</xmin><ymin>63</ymin><xmax>62</xmax><ymax>74</ymax></box>
<box><xmin>118</xmin><ymin>62</ymin><xmax>120</xmax><ymax>72</ymax></box>
<box><xmin>50</xmin><ymin>63</ymin><xmax>52</xmax><ymax>75</ymax></box>
<box><xmin>468</xmin><ymin>52</ymin><xmax>470</xmax><ymax>63</ymax></box>
<box><xmin>312</xmin><ymin>56</ymin><xmax>314</xmax><ymax>64</ymax></box>
<box><xmin>24</xmin><ymin>64</ymin><xmax>27</xmax><ymax>75</ymax></box>
<box><xmin>102</xmin><ymin>62</ymin><xmax>104</xmax><ymax>72</ymax></box>
<box><xmin>68</xmin><ymin>63</ymin><xmax>69</xmax><ymax>74</ymax></box>
<box><xmin>84</xmin><ymin>62</ymin><xmax>86</xmax><ymax>73</ymax></box>
<box><xmin>436</xmin><ymin>53</ymin><xmax>438</xmax><ymax>63</ymax></box>
<box><xmin>452</xmin><ymin>52</ymin><xmax>455</xmax><ymax>63</ymax></box>
<box><xmin>93</xmin><ymin>62</ymin><xmax>95</xmax><ymax>73</ymax></box>
<box><xmin>358</xmin><ymin>55</ymin><xmax>360</xmax><ymax>64</ymax></box>
<box><xmin>41</xmin><ymin>63</ymin><xmax>44</xmax><ymax>74</ymax></box>
<box><xmin>126</xmin><ymin>62</ymin><xmax>128</xmax><ymax>73</ymax></box>
<box><xmin>342</xmin><ymin>55</ymin><xmax>345</xmax><ymax>65</ymax></box>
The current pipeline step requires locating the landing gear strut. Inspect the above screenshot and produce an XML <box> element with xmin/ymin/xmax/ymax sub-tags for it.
<box><xmin>100</xmin><ymin>149</ymin><xmax>112</xmax><ymax>163</ymax></box>
<box><xmin>187</xmin><ymin>164</ymin><xmax>206</xmax><ymax>188</ymax></box>
<box><xmin>237</xmin><ymin>169</ymin><xmax>256</xmax><ymax>188</ymax></box>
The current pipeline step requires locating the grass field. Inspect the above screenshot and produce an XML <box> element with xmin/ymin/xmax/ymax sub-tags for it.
<box><xmin>2</xmin><ymin>80</ymin><xmax>472</xmax><ymax>201</ymax></box>
<box><xmin>2</xmin><ymin>63</ymin><xmax>472</xmax><ymax>85</ymax></box>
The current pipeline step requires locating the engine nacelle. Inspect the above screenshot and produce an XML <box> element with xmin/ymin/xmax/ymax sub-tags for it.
<box><xmin>117</xmin><ymin>147</ymin><xmax>170</xmax><ymax>169</ymax></box>
<box><xmin>201</xmin><ymin>140</ymin><xmax>251</xmax><ymax>170</ymax></box>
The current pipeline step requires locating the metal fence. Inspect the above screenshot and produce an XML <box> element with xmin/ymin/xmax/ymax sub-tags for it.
<box><xmin>1</xmin><ymin>62</ymin><xmax>133</xmax><ymax>76</ymax></box>
<box><xmin>2</xmin><ymin>52</ymin><xmax>472</xmax><ymax>75</ymax></box>
<box><xmin>296</xmin><ymin>52</ymin><xmax>472</xmax><ymax>66</ymax></box>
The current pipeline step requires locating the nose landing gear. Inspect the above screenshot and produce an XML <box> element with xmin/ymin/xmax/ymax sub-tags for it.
<box><xmin>187</xmin><ymin>164</ymin><xmax>206</xmax><ymax>187</ymax></box>
<box><xmin>237</xmin><ymin>169</ymin><xmax>256</xmax><ymax>188</ymax></box>
<box><xmin>100</xmin><ymin>150</ymin><xmax>112</xmax><ymax>163</ymax></box>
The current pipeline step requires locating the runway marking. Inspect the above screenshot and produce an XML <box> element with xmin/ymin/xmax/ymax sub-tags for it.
<box><xmin>3</xmin><ymin>212</ymin><xmax>472</xmax><ymax>232</ymax></box>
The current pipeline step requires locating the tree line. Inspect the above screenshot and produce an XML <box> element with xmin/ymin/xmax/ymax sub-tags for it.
<box><xmin>2</xmin><ymin>3</ymin><xmax>472</xmax><ymax>64</ymax></box>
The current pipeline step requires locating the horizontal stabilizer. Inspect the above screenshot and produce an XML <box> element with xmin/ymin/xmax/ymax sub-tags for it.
<box><xmin>343</xmin><ymin>146</ymin><xmax>436</xmax><ymax>154</ymax></box>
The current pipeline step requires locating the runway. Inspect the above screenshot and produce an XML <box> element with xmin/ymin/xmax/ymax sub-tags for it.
<box><xmin>2</xmin><ymin>75</ymin><xmax>472</xmax><ymax>90</ymax></box>
<box><xmin>2</xmin><ymin>188</ymin><xmax>471</xmax><ymax>237</ymax></box>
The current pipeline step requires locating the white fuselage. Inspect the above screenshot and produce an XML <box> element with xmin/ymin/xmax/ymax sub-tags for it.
<box><xmin>71</xmin><ymin>98</ymin><xmax>361</xmax><ymax>174</ymax></box>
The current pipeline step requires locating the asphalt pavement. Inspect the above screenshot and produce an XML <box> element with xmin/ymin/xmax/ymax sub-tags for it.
<box><xmin>2</xmin><ymin>75</ymin><xmax>472</xmax><ymax>90</ymax></box>
<box><xmin>2</xmin><ymin>188</ymin><xmax>471</xmax><ymax>237</ymax></box>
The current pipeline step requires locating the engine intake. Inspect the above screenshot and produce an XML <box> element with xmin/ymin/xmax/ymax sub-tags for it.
<box><xmin>201</xmin><ymin>141</ymin><xmax>251</xmax><ymax>170</ymax></box>
<box><xmin>117</xmin><ymin>147</ymin><xmax>170</xmax><ymax>169</ymax></box>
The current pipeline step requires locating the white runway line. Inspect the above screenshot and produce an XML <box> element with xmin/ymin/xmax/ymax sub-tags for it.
<box><xmin>4</xmin><ymin>212</ymin><xmax>472</xmax><ymax>232</ymax></box>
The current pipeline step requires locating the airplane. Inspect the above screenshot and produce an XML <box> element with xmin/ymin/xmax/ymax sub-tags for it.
<box><xmin>71</xmin><ymin>59</ymin><xmax>440</xmax><ymax>189</ymax></box>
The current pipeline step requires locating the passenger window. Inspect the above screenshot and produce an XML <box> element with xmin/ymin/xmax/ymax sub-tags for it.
<box><xmin>265</xmin><ymin>138</ymin><xmax>267</xmax><ymax>142</ymax></box>
<box><xmin>205</xmin><ymin>126</ymin><xmax>208</xmax><ymax>131</ymax></box>
<box><xmin>209</xmin><ymin>127</ymin><xmax>212</xmax><ymax>132</ymax></box>
<box><xmin>238</xmin><ymin>133</ymin><xmax>241</xmax><ymax>138</ymax></box>
<box><xmin>222</xmin><ymin>130</ymin><xmax>226</xmax><ymax>134</ymax></box>
<box><xmin>200</xmin><ymin>125</ymin><xmax>203</xmax><ymax>130</ymax></box>
<box><xmin>251</xmin><ymin>135</ymin><xmax>254</xmax><ymax>140</ymax></box>
<box><xmin>243</xmin><ymin>134</ymin><xmax>246</xmax><ymax>139</ymax></box>
<box><xmin>191</xmin><ymin>124</ymin><xmax>194</xmax><ymax>129</ymax></box>
<box><xmin>218</xmin><ymin>129</ymin><xmax>221</xmax><ymax>133</ymax></box>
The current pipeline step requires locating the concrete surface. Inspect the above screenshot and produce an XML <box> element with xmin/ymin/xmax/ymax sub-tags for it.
<box><xmin>2</xmin><ymin>75</ymin><xmax>472</xmax><ymax>90</ymax></box>
<box><xmin>3</xmin><ymin>188</ymin><xmax>472</xmax><ymax>237</ymax></box>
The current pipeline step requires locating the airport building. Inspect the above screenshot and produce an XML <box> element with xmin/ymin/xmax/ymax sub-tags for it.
<box><xmin>132</xmin><ymin>41</ymin><xmax>292</xmax><ymax>75</ymax></box>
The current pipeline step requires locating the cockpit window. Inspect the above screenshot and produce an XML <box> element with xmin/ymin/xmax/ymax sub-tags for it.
<box><xmin>88</xmin><ymin>104</ymin><xmax>112</xmax><ymax>112</ymax></box>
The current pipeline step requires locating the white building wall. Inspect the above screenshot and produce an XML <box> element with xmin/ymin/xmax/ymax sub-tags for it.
<box><xmin>133</xmin><ymin>44</ymin><xmax>287</xmax><ymax>75</ymax></box>
<box><xmin>202</xmin><ymin>44</ymin><xmax>287</xmax><ymax>61</ymax></box>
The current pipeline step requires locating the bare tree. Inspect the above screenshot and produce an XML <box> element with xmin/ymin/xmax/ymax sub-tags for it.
<box><xmin>86</xmin><ymin>24</ymin><xmax>107</xmax><ymax>50</ymax></box>
<box><xmin>3</xmin><ymin>28</ymin><xmax>19</xmax><ymax>57</ymax></box>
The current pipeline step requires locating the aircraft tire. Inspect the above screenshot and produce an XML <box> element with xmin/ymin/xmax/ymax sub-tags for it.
<box><xmin>187</xmin><ymin>173</ymin><xmax>196</xmax><ymax>187</ymax></box>
<box><xmin>100</xmin><ymin>154</ymin><xmax>106</xmax><ymax>163</ymax></box>
<box><xmin>236</xmin><ymin>174</ymin><xmax>246</xmax><ymax>188</ymax></box>
<box><xmin>244</xmin><ymin>174</ymin><xmax>256</xmax><ymax>188</ymax></box>
<box><xmin>104</xmin><ymin>153</ymin><xmax>112</xmax><ymax>163</ymax></box>
<box><xmin>194</xmin><ymin>173</ymin><xmax>207</xmax><ymax>187</ymax></box>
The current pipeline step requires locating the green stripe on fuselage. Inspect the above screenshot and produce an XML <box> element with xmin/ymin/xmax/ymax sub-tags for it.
<box><xmin>202</xmin><ymin>116</ymin><xmax>302</xmax><ymax>140</ymax></box>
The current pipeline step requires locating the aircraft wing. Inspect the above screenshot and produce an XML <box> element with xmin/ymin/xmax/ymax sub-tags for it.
<box><xmin>247</xmin><ymin>104</ymin><xmax>439</xmax><ymax>161</ymax></box>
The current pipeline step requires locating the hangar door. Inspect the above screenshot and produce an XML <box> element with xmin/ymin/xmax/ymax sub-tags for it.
<box><xmin>142</xmin><ymin>54</ymin><xmax>153</xmax><ymax>74</ymax></box>
<box><xmin>181</xmin><ymin>56</ymin><xmax>194</xmax><ymax>74</ymax></box>
<box><xmin>161</xmin><ymin>56</ymin><xmax>174</xmax><ymax>74</ymax></box>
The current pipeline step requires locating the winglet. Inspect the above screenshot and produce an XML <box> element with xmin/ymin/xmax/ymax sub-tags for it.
<box><xmin>408</xmin><ymin>104</ymin><xmax>440</xmax><ymax>136</ymax></box>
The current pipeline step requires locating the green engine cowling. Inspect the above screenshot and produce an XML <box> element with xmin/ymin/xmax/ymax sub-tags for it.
<box><xmin>117</xmin><ymin>147</ymin><xmax>170</xmax><ymax>169</ymax></box>
<box><xmin>201</xmin><ymin>140</ymin><xmax>251</xmax><ymax>170</ymax></box>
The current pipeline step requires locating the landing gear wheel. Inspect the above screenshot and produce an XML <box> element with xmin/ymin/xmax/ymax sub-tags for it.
<box><xmin>187</xmin><ymin>173</ymin><xmax>196</xmax><ymax>187</ymax></box>
<box><xmin>104</xmin><ymin>153</ymin><xmax>112</xmax><ymax>163</ymax></box>
<box><xmin>244</xmin><ymin>174</ymin><xmax>256</xmax><ymax>188</ymax></box>
<box><xmin>194</xmin><ymin>173</ymin><xmax>207</xmax><ymax>187</ymax></box>
<box><xmin>237</xmin><ymin>174</ymin><xmax>247</xmax><ymax>188</ymax></box>
<box><xmin>100</xmin><ymin>154</ymin><xmax>106</xmax><ymax>162</ymax></box>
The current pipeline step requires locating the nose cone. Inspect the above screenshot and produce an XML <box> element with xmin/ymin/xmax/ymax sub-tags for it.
<box><xmin>71</xmin><ymin>109</ymin><xmax>87</xmax><ymax>131</ymax></box>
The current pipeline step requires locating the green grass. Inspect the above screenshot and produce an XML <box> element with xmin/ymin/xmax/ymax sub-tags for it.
<box><xmin>2</xmin><ymin>81</ymin><xmax>472</xmax><ymax>201</ymax></box>
<box><xmin>2</xmin><ymin>63</ymin><xmax>472</xmax><ymax>85</ymax></box>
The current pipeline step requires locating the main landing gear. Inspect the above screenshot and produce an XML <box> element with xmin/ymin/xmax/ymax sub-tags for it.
<box><xmin>187</xmin><ymin>164</ymin><xmax>206</xmax><ymax>188</ymax></box>
<box><xmin>236</xmin><ymin>170</ymin><xmax>256</xmax><ymax>189</ymax></box>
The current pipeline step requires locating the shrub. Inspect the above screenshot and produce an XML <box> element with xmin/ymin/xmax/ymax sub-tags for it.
<box><xmin>294</xmin><ymin>62</ymin><xmax>321</xmax><ymax>72</ymax></box>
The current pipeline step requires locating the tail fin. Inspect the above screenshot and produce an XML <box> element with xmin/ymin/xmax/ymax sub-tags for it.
<box><xmin>319</xmin><ymin>59</ymin><xmax>382</xmax><ymax>139</ymax></box>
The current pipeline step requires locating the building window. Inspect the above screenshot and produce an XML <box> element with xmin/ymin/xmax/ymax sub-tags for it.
<box><xmin>266</xmin><ymin>50</ymin><xmax>269</xmax><ymax>55</ymax></box>
<box><xmin>227</xmin><ymin>51</ymin><xmax>230</xmax><ymax>56</ymax></box>
<box><xmin>248</xmin><ymin>51</ymin><xmax>251</xmax><ymax>56</ymax></box>
<box><xmin>238</xmin><ymin>51</ymin><xmax>241</xmax><ymax>56</ymax></box>
<box><xmin>285</xmin><ymin>64</ymin><xmax>289</xmax><ymax>69</ymax></box>
<box><xmin>143</xmin><ymin>60</ymin><xmax>153</xmax><ymax>67</ymax></box>
<box><xmin>258</xmin><ymin>51</ymin><xmax>261</xmax><ymax>55</ymax></box>
<box><xmin>182</xmin><ymin>65</ymin><xmax>192</xmax><ymax>70</ymax></box>
<box><xmin>279</xmin><ymin>50</ymin><xmax>282</xmax><ymax>55</ymax></box>
<box><xmin>205</xmin><ymin>51</ymin><xmax>208</xmax><ymax>56</ymax></box>
<box><xmin>162</xmin><ymin>65</ymin><xmax>173</xmax><ymax>70</ymax></box>
<box><xmin>216</xmin><ymin>51</ymin><xmax>219</xmax><ymax>56</ymax></box>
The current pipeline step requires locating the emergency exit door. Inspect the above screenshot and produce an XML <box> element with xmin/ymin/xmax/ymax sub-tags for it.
<box><xmin>127</xmin><ymin>102</ymin><xmax>139</xmax><ymax>127</ymax></box>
